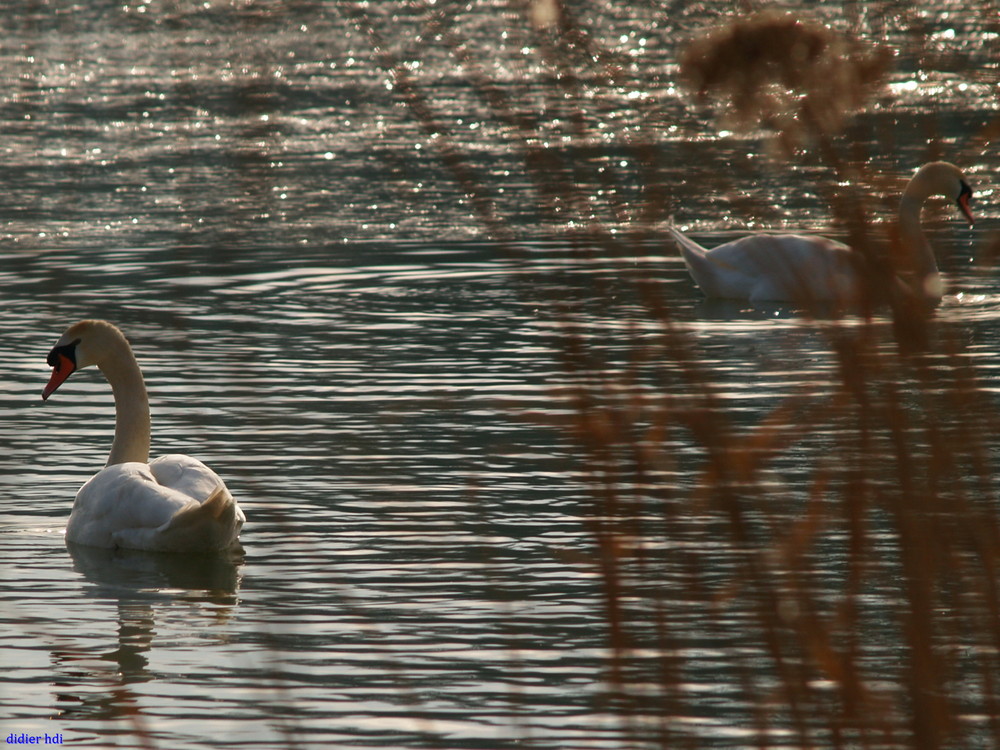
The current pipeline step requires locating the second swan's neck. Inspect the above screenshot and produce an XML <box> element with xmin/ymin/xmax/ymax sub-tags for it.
<box><xmin>897</xmin><ymin>188</ymin><xmax>941</xmax><ymax>300</ymax></box>
<box><xmin>100</xmin><ymin>342</ymin><xmax>151</xmax><ymax>466</ymax></box>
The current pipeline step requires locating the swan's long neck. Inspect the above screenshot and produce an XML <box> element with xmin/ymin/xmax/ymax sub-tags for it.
<box><xmin>897</xmin><ymin>186</ymin><xmax>942</xmax><ymax>299</ymax></box>
<box><xmin>100</xmin><ymin>344</ymin><xmax>151</xmax><ymax>466</ymax></box>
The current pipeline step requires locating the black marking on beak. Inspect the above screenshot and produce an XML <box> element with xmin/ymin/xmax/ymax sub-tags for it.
<box><xmin>958</xmin><ymin>180</ymin><xmax>974</xmax><ymax>225</ymax></box>
<box><xmin>46</xmin><ymin>339</ymin><xmax>80</xmax><ymax>369</ymax></box>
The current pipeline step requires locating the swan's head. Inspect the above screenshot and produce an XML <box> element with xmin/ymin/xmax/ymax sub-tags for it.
<box><xmin>908</xmin><ymin>161</ymin><xmax>974</xmax><ymax>226</ymax></box>
<box><xmin>42</xmin><ymin>320</ymin><xmax>129</xmax><ymax>400</ymax></box>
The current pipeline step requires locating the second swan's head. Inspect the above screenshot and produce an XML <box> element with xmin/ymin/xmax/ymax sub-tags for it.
<box><xmin>908</xmin><ymin>161</ymin><xmax>975</xmax><ymax>226</ymax></box>
<box><xmin>42</xmin><ymin>319</ymin><xmax>131</xmax><ymax>401</ymax></box>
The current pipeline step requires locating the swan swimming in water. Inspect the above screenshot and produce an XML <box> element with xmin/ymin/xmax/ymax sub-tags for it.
<box><xmin>669</xmin><ymin>161</ymin><xmax>974</xmax><ymax>305</ymax></box>
<box><xmin>43</xmin><ymin>320</ymin><xmax>245</xmax><ymax>552</ymax></box>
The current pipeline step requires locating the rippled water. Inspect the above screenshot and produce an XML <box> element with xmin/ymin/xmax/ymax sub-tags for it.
<box><xmin>2</xmin><ymin>1</ymin><xmax>1000</xmax><ymax>748</ymax></box>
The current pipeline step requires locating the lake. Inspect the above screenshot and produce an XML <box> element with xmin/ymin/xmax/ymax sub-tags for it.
<box><xmin>2</xmin><ymin>1</ymin><xmax>1000</xmax><ymax>748</ymax></box>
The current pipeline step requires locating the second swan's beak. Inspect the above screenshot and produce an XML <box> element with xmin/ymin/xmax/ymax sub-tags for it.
<box><xmin>43</xmin><ymin>352</ymin><xmax>76</xmax><ymax>401</ymax></box>
<box><xmin>958</xmin><ymin>182</ymin><xmax>974</xmax><ymax>226</ymax></box>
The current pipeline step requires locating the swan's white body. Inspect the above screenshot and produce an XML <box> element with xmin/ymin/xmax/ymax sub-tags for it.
<box><xmin>670</xmin><ymin>162</ymin><xmax>974</xmax><ymax>305</ymax></box>
<box><xmin>43</xmin><ymin>320</ymin><xmax>244</xmax><ymax>553</ymax></box>
<box><xmin>669</xmin><ymin>231</ymin><xmax>860</xmax><ymax>303</ymax></box>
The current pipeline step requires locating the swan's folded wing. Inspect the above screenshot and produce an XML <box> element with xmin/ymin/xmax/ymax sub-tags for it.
<box><xmin>701</xmin><ymin>234</ymin><xmax>858</xmax><ymax>302</ymax></box>
<box><xmin>149</xmin><ymin>454</ymin><xmax>228</xmax><ymax>503</ymax></box>
<box><xmin>67</xmin><ymin>463</ymin><xmax>196</xmax><ymax>548</ymax></box>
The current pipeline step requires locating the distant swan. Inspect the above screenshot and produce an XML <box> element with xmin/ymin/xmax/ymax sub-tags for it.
<box><xmin>669</xmin><ymin>161</ymin><xmax>974</xmax><ymax>305</ymax></box>
<box><xmin>43</xmin><ymin>320</ymin><xmax>244</xmax><ymax>552</ymax></box>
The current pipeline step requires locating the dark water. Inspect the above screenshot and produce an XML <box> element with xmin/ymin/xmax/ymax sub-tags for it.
<box><xmin>2</xmin><ymin>1</ymin><xmax>1000</xmax><ymax>748</ymax></box>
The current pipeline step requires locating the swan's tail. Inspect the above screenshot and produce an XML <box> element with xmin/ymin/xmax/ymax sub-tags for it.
<box><xmin>667</xmin><ymin>220</ymin><xmax>718</xmax><ymax>296</ymax></box>
<box><xmin>154</xmin><ymin>485</ymin><xmax>244</xmax><ymax>552</ymax></box>
<box><xmin>200</xmin><ymin>484</ymin><xmax>234</xmax><ymax>520</ymax></box>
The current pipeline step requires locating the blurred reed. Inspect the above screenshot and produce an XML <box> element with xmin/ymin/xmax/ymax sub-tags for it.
<box><xmin>358</xmin><ymin>3</ymin><xmax>1000</xmax><ymax>748</ymax></box>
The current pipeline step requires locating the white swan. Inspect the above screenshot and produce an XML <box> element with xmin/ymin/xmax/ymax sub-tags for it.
<box><xmin>42</xmin><ymin>320</ymin><xmax>245</xmax><ymax>552</ymax></box>
<box><xmin>669</xmin><ymin>161</ymin><xmax>974</xmax><ymax>305</ymax></box>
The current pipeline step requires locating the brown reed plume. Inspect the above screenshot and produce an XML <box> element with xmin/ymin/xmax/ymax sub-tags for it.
<box><xmin>680</xmin><ymin>11</ymin><xmax>892</xmax><ymax>150</ymax></box>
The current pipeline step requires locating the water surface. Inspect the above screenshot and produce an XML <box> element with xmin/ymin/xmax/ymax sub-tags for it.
<box><xmin>2</xmin><ymin>1</ymin><xmax>1000</xmax><ymax>748</ymax></box>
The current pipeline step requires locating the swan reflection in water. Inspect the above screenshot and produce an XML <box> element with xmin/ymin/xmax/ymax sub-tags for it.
<box><xmin>49</xmin><ymin>544</ymin><xmax>242</xmax><ymax>722</ymax></box>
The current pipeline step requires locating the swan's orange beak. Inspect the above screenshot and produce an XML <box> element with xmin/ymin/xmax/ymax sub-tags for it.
<box><xmin>42</xmin><ymin>353</ymin><xmax>76</xmax><ymax>401</ymax></box>
<box><xmin>958</xmin><ymin>185</ymin><xmax>974</xmax><ymax>225</ymax></box>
